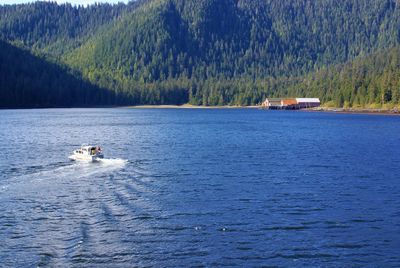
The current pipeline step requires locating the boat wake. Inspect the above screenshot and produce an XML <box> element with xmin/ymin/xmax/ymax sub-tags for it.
<box><xmin>0</xmin><ymin>158</ymin><xmax>128</xmax><ymax>194</ymax></box>
<box><xmin>97</xmin><ymin>158</ymin><xmax>128</xmax><ymax>166</ymax></box>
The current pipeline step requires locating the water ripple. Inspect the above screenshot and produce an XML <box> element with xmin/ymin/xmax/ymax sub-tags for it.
<box><xmin>0</xmin><ymin>109</ymin><xmax>399</xmax><ymax>267</ymax></box>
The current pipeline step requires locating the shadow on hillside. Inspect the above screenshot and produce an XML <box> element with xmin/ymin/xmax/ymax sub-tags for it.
<box><xmin>0</xmin><ymin>40</ymin><xmax>120</xmax><ymax>108</ymax></box>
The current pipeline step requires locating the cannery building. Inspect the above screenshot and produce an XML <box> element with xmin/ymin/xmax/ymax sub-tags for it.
<box><xmin>262</xmin><ymin>98</ymin><xmax>320</xmax><ymax>109</ymax></box>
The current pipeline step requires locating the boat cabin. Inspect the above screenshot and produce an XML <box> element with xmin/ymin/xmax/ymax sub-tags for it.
<box><xmin>75</xmin><ymin>146</ymin><xmax>101</xmax><ymax>156</ymax></box>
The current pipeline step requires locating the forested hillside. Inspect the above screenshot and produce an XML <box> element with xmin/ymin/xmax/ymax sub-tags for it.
<box><xmin>276</xmin><ymin>46</ymin><xmax>400</xmax><ymax>108</ymax></box>
<box><xmin>0</xmin><ymin>1</ymin><xmax>148</xmax><ymax>55</ymax></box>
<box><xmin>0</xmin><ymin>0</ymin><xmax>399</xmax><ymax>107</ymax></box>
<box><xmin>0</xmin><ymin>39</ymin><xmax>188</xmax><ymax>108</ymax></box>
<box><xmin>0</xmin><ymin>40</ymin><xmax>117</xmax><ymax>108</ymax></box>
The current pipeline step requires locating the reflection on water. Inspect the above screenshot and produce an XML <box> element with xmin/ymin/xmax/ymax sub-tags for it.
<box><xmin>0</xmin><ymin>108</ymin><xmax>399</xmax><ymax>267</ymax></box>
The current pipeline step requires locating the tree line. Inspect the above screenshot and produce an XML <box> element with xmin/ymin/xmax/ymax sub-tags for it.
<box><xmin>0</xmin><ymin>0</ymin><xmax>399</xmax><ymax>107</ymax></box>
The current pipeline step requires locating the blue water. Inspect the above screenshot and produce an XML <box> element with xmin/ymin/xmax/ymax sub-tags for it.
<box><xmin>0</xmin><ymin>108</ymin><xmax>399</xmax><ymax>267</ymax></box>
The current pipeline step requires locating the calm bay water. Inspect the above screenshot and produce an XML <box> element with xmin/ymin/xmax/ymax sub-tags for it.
<box><xmin>0</xmin><ymin>108</ymin><xmax>399</xmax><ymax>267</ymax></box>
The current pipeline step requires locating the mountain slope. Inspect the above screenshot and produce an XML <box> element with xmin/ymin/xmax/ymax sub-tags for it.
<box><xmin>281</xmin><ymin>46</ymin><xmax>400</xmax><ymax>108</ymax></box>
<box><xmin>67</xmin><ymin>0</ymin><xmax>399</xmax><ymax>78</ymax></box>
<box><xmin>0</xmin><ymin>40</ymin><xmax>115</xmax><ymax>108</ymax></box>
<box><xmin>63</xmin><ymin>0</ymin><xmax>399</xmax><ymax>105</ymax></box>
<box><xmin>0</xmin><ymin>0</ymin><xmax>399</xmax><ymax>107</ymax></box>
<box><xmin>0</xmin><ymin>1</ymin><xmax>147</xmax><ymax>56</ymax></box>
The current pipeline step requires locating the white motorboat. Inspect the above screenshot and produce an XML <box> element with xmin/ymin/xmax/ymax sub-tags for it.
<box><xmin>69</xmin><ymin>145</ymin><xmax>104</xmax><ymax>162</ymax></box>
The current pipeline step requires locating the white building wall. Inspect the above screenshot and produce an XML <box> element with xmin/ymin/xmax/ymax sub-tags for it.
<box><xmin>296</xmin><ymin>98</ymin><xmax>320</xmax><ymax>103</ymax></box>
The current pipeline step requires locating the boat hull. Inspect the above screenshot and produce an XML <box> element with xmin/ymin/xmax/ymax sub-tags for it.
<box><xmin>69</xmin><ymin>154</ymin><xmax>104</xmax><ymax>162</ymax></box>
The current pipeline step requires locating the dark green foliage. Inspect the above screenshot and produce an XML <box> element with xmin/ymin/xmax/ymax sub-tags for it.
<box><xmin>0</xmin><ymin>1</ymin><xmax>148</xmax><ymax>55</ymax></box>
<box><xmin>0</xmin><ymin>40</ymin><xmax>188</xmax><ymax>108</ymax></box>
<box><xmin>282</xmin><ymin>46</ymin><xmax>400</xmax><ymax>107</ymax></box>
<box><xmin>0</xmin><ymin>0</ymin><xmax>399</xmax><ymax>107</ymax></box>
<box><xmin>0</xmin><ymin>40</ymin><xmax>115</xmax><ymax>108</ymax></box>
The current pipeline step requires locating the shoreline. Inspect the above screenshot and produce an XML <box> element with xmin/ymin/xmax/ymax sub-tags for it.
<box><xmin>125</xmin><ymin>104</ymin><xmax>400</xmax><ymax>116</ymax></box>
<box><xmin>125</xmin><ymin>104</ymin><xmax>259</xmax><ymax>109</ymax></box>
<box><xmin>1</xmin><ymin>105</ymin><xmax>399</xmax><ymax>116</ymax></box>
<box><xmin>306</xmin><ymin>107</ymin><xmax>400</xmax><ymax>116</ymax></box>
<box><xmin>126</xmin><ymin>104</ymin><xmax>400</xmax><ymax>116</ymax></box>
